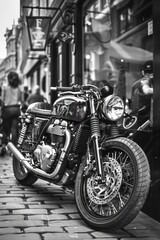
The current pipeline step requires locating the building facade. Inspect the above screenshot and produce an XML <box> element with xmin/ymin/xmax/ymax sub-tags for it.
<box><xmin>11</xmin><ymin>0</ymin><xmax>160</xmax><ymax>222</ymax></box>
<box><xmin>0</xmin><ymin>22</ymin><xmax>18</xmax><ymax>86</ymax></box>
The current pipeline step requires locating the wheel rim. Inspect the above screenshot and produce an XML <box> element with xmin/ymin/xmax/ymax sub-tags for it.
<box><xmin>82</xmin><ymin>148</ymin><xmax>136</xmax><ymax>218</ymax></box>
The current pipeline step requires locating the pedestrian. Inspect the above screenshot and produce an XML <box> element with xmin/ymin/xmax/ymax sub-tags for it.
<box><xmin>1</xmin><ymin>71</ymin><xmax>22</xmax><ymax>149</ymax></box>
<box><xmin>20</xmin><ymin>85</ymin><xmax>29</xmax><ymax>113</ymax></box>
<box><xmin>131</xmin><ymin>60</ymin><xmax>153</xmax><ymax>126</ymax></box>
<box><xmin>23</xmin><ymin>85</ymin><xmax>29</xmax><ymax>102</ymax></box>
<box><xmin>140</xmin><ymin>60</ymin><xmax>153</xmax><ymax>95</ymax></box>
<box><xmin>26</xmin><ymin>85</ymin><xmax>44</xmax><ymax>105</ymax></box>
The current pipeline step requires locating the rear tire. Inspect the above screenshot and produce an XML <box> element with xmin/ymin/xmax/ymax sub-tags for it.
<box><xmin>75</xmin><ymin>137</ymin><xmax>150</xmax><ymax>230</ymax></box>
<box><xmin>13</xmin><ymin>156</ymin><xmax>37</xmax><ymax>186</ymax></box>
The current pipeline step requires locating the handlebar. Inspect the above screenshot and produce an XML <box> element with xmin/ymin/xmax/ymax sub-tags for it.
<box><xmin>51</xmin><ymin>86</ymin><xmax>74</xmax><ymax>92</ymax></box>
<box><xmin>50</xmin><ymin>85</ymin><xmax>96</xmax><ymax>92</ymax></box>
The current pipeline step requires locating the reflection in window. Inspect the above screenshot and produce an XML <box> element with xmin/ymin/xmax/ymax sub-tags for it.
<box><xmin>119</xmin><ymin>7</ymin><xmax>133</xmax><ymax>34</ymax></box>
<box><xmin>101</xmin><ymin>0</ymin><xmax>108</xmax><ymax>9</ymax></box>
<box><xmin>83</xmin><ymin>0</ymin><xmax>153</xmax><ymax>129</ymax></box>
<box><xmin>84</xmin><ymin>0</ymin><xmax>112</xmax><ymax>86</ymax></box>
<box><xmin>93</xmin><ymin>0</ymin><xmax>99</xmax><ymax>16</ymax></box>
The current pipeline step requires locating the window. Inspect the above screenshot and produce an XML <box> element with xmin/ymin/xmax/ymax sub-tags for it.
<box><xmin>93</xmin><ymin>0</ymin><xmax>99</xmax><ymax>16</ymax></box>
<box><xmin>119</xmin><ymin>6</ymin><xmax>133</xmax><ymax>34</ymax></box>
<box><xmin>101</xmin><ymin>0</ymin><xmax>108</xmax><ymax>9</ymax></box>
<box><xmin>83</xmin><ymin>0</ymin><xmax>153</xmax><ymax>131</ymax></box>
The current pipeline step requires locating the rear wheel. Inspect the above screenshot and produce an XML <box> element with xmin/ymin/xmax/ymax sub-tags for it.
<box><xmin>75</xmin><ymin>137</ymin><xmax>150</xmax><ymax>230</ymax></box>
<box><xmin>13</xmin><ymin>155</ymin><xmax>37</xmax><ymax>186</ymax></box>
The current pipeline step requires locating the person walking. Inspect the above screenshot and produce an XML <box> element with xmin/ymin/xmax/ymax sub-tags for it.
<box><xmin>1</xmin><ymin>71</ymin><xmax>22</xmax><ymax>148</ymax></box>
<box><xmin>131</xmin><ymin>60</ymin><xmax>153</xmax><ymax>126</ymax></box>
<box><xmin>26</xmin><ymin>85</ymin><xmax>44</xmax><ymax>105</ymax></box>
<box><xmin>23</xmin><ymin>85</ymin><xmax>29</xmax><ymax>102</ymax></box>
<box><xmin>21</xmin><ymin>85</ymin><xmax>29</xmax><ymax>113</ymax></box>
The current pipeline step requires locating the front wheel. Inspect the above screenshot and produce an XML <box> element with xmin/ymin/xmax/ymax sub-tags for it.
<box><xmin>75</xmin><ymin>137</ymin><xmax>150</xmax><ymax>230</ymax></box>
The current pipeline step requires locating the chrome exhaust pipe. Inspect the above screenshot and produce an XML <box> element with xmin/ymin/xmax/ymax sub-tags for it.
<box><xmin>7</xmin><ymin>142</ymin><xmax>61</xmax><ymax>179</ymax></box>
<box><xmin>7</xmin><ymin>129</ymin><xmax>71</xmax><ymax>180</ymax></box>
<box><xmin>7</xmin><ymin>142</ymin><xmax>26</xmax><ymax>162</ymax></box>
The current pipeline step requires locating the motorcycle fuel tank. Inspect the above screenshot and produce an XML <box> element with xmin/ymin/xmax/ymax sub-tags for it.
<box><xmin>52</xmin><ymin>95</ymin><xmax>87</xmax><ymax>122</ymax></box>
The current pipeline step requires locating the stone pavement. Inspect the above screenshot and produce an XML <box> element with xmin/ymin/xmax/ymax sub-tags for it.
<box><xmin>0</xmin><ymin>155</ymin><xmax>160</xmax><ymax>240</ymax></box>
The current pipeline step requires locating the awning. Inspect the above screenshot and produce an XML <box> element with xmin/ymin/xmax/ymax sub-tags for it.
<box><xmin>85</xmin><ymin>33</ymin><xmax>153</xmax><ymax>63</ymax></box>
<box><xmin>20</xmin><ymin>52</ymin><xmax>46</xmax><ymax>76</ymax></box>
<box><xmin>23</xmin><ymin>58</ymin><xmax>39</xmax><ymax>76</ymax></box>
<box><xmin>106</xmin><ymin>41</ymin><xmax>153</xmax><ymax>63</ymax></box>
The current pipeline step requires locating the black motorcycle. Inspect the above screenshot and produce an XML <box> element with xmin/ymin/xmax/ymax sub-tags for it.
<box><xmin>7</xmin><ymin>84</ymin><xmax>150</xmax><ymax>230</ymax></box>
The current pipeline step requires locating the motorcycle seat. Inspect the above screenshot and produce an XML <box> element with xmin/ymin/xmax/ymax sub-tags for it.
<box><xmin>26</xmin><ymin>102</ymin><xmax>53</xmax><ymax>116</ymax></box>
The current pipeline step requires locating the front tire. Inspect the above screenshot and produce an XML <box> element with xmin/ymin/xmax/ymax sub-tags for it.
<box><xmin>13</xmin><ymin>156</ymin><xmax>37</xmax><ymax>186</ymax></box>
<box><xmin>75</xmin><ymin>137</ymin><xmax>150</xmax><ymax>230</ymax></box>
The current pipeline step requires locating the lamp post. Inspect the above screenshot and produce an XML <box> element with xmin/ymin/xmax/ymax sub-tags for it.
<box><xmin>26</xmin><ymin>16</ymin><xmax>51</xmax><ymax>51</ymax></box>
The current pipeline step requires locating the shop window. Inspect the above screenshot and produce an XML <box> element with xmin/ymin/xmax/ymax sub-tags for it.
<box><xmin>83</xmin><ymin>0</ymin><xmax>153</xmax><ymax>130</ymax></box>
<box><xmin>119</xmin><ymin>6</ymin><xmax>133</xmax><ymax>34</ymax></box>
<box><xmin>84</xmin><ymin>0</ymin><xmax>112</xmax><ymax>86</ymax></box>
<box><xmin>93</xmin><ymin>0</ymin><xmax>99</xmax><ymax>16</ymax></box>
<box><xmin>101</xmin><ymin>0</ymin><xmax>108</xmax><ymax>9</ymax></box>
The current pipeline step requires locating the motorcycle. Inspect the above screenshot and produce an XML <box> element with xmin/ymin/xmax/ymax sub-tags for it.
<box><xmin>7</xmin><ymin>84</ymin><xmax>150</xmax><ymax>230</ymax></box>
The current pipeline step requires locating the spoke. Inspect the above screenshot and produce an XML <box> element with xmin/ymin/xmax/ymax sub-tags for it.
<box><xmin>118</xmin><ymin>192</ymin><xmax>125</xmax><ymax>208</ymax></box>
<box><xmin>100</xmin><ymin>205</ymin><xmax>105</xmax><ymax>215</ymax></box>
<box><xmin>121</xmin><ymin>194</ymin><xmax>130</xmax><ymax>201</ymax></box>
<box><xmin>87</xmin><ymin>198</ymin><xmax>99</xmax><ymax>211</ymax></box>
<box><xmin>110</xmin><ymin>202</ymin><xmax>118</xmax><ymax>214</ymax></box>
<box><xmin>123</xmin><ymin>162</ymin><xmax>133</xmax><ymax>169</ymax></box>
<box><xmin>121</xmin><ymin>154</ymin><xmax>130</xmax><ymax>168</ymax></box>
<box><xmin>122</xmin><ymin>180</ymin><xmax>133</xmax><ymax>188</ymax></box>
<box><xmin>115</xmin><ymin>151</ymin><xmax>123</xmax><ymax>161</ymax></box>
<box><xmin>88</xmin><ymin>198</ymin><xmax>93</xmax><ymax>207</ymax></box>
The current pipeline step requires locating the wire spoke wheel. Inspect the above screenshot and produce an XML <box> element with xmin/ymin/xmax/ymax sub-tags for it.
<box><xmin>75</xmin><ymin>137</ymin><xmax>150</xmax><ymax>230</ymax></box>
<box><xmin>85</xmin><ymin>150</ymin><xmax>133</xmax><ymax>216</ymax></box>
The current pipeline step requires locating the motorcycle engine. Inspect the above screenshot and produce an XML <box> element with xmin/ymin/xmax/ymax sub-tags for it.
<box><xmin>34</xmin><ymin>144</ymin><xmax>57</xmax><ymax>172</ymax></box>
<box><xmin>33</xmin><ymin>119</ymin><xmax>67</xmax><ymax>173</ymax></box>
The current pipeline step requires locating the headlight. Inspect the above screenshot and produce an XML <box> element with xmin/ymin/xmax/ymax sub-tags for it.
<box><xmin>102</xmin><ymin>95</ymin><xmax>124</xmax><ymax>121</ymax></box>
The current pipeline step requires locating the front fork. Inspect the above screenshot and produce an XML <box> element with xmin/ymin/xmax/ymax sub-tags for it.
<box><xmin>89</xmin><ymin>97</ymin><xmax>104</xmax><ymax>181</ymax></box>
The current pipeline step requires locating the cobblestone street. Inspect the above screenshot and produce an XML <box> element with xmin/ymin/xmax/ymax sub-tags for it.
<box><xmin>0</xmin><ymin>154</ymin><xmax>160</xmax><ymax>240</ymax></box>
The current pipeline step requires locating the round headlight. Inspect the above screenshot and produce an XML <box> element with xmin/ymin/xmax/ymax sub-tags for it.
<box><xmin>102</xmin><ymin>95</ymin><xmax>124</xmax><ymax>121</ymax></box>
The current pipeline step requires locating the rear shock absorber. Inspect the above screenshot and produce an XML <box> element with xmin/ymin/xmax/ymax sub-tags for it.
<box><xmin>17</xmin><ymin>115</ymin><xmax>32</xmax><ymax>148</ymax></box>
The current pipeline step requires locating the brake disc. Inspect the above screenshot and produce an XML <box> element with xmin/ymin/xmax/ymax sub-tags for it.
<box><xmin>87</xmin><ymin>159</ymin><xmax>122</xmax><ymax>205</ymax></box>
